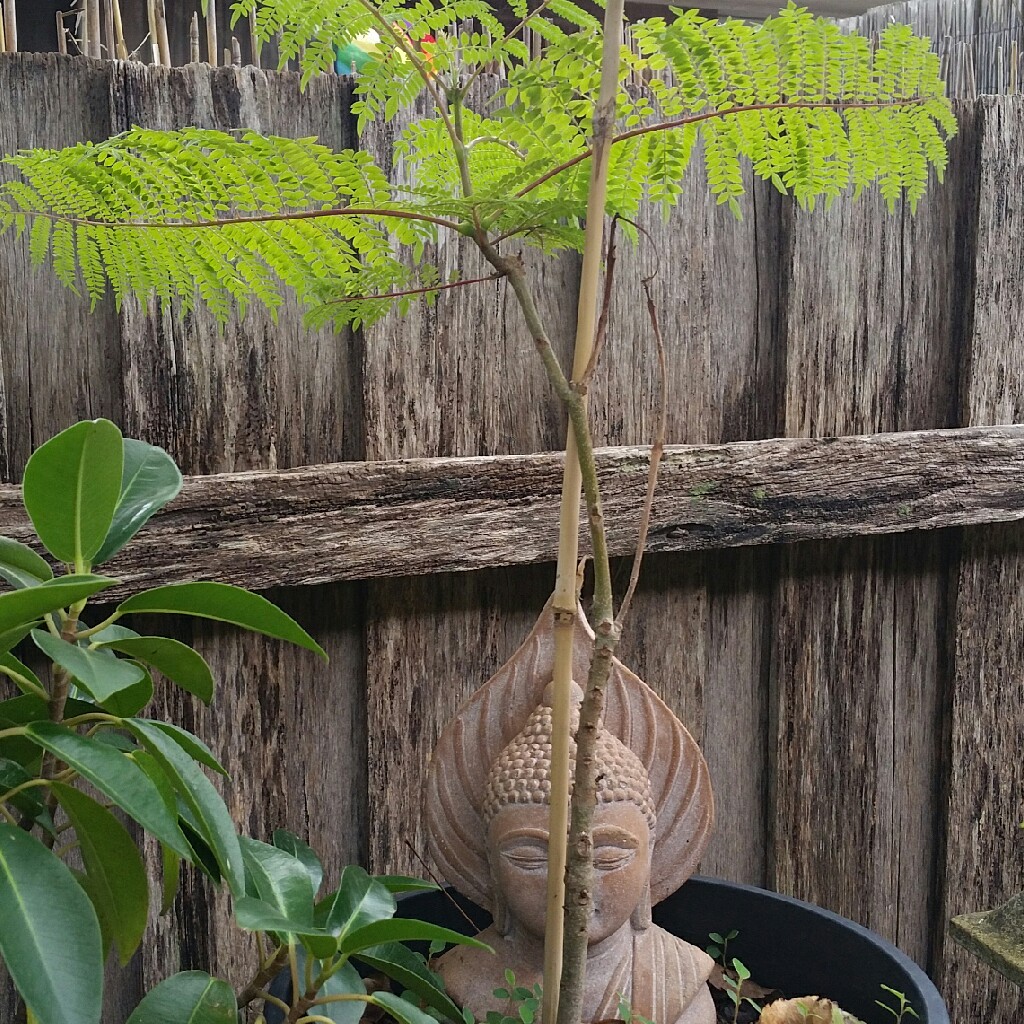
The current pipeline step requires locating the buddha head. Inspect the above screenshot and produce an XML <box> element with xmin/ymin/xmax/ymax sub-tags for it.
<box><xmin>481</xmin><ymin>686</ymin><xmax>657</xmax><ymax>944</ymax></box>
<box><xmin>425</xmin><ymin>602</ymin><xmax>714</xmax><ymax>924</ymax></box>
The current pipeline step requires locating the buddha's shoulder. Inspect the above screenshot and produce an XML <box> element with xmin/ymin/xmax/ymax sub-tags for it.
<box><xmin>437</xmin><ymin>928</ymin><xmax>520</xmax><ymax>1014</ymax></box>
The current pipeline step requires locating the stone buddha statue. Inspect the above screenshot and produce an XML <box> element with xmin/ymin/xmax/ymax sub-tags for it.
<box><xmin>425</xmin><ymin>604</ymin><xmax>716</xmax><ymax>1024</ymax></box>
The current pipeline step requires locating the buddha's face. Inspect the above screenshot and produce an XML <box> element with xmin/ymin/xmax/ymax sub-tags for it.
<box><xmin>487</xmin><ymin>801</ymin><xmax>652</xmax><ymax>946</ymax></box>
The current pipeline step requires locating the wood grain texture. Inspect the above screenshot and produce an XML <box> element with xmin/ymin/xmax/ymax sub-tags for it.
<box><xmin>4</xmin><ymin>426</ymin><xmax>1023</xmax><ymax>590</ymax></box>
<box><xmin>940</xmin><ymin>96</ymin><xmax>1024</xmax><ymax>1023</ymax></box>
<box><xmin>359</xmin><ymin>83</ymin><xmax>583</xmax><ymax>877</ymax></box>
<box><xmin>0</xmin><ymin>54</ymin><xmax>121</xmax><ymax>485</ymax></box>
<box><xmin>767</xmin><ymin>101</ymin><xmax>972</xmax><ymax>972</ymax></box>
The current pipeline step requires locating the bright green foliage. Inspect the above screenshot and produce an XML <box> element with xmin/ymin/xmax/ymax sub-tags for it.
<box><xmin>0</xmin><ymin>4</ymin><xmax>954</xmax><ymax>330</ymax></box>
<box><xmin>0</xmin><ymin>419</ymin><xmax>480</xmax><ymax>1024</ymax></box>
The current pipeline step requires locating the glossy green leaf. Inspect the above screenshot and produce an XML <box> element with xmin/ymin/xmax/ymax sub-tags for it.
<box><xmin>315</xmin><ymin>866</ymin><xmax>395</xmax><ymax>945</ymax></box>
<box><xmin>355</xmin><ymin>942</ymin><xmax>464</xmax><ymax>1023</ymax></box>
<box><xmin>339</xmin><ymin>919</ymin><xmax>491</xmax><ymax>956</ymax></box>
<box><xmin>0</xmin><ymin>648</ymin><xmax>43</xmax><ymax>696</ymax></box>
<box><xmin>180</xmin><ymin>819</ymin><xmax>222</xmax><ymax>884</ymax></box>
<box><xmin>96</xmin><ymin>636</ymin><xmax>214</xmax><ymax>704</ymax></box>
<box><xmin>23</xmin><ymin>419</ymin><xmax>124</xmax><ymax>567</ymax></box>
<box><xmin>160</xmin><ymin>843</ymin><xmax>181</xmax><ymax>915</ymax></box>
<box><xmin>0</xmin><ymin>823</ymin><xmax>103</xmax><ymax>1024</ymax></box>
<box><xmin>93</xmin><ymin>438</ymin><xmax>183</xmax><ymax>565</ymax></box>
<box><xmin>126</xmin><ymin>719</ymin><xmax>244</xmax><ymax>895</ymax></box>
<box><xmin>0</xmin><ymin>622</ymin><xmax>35</xmax><ymax>656</ymax></box>
<box><xmin>117</xmin><ymin>582</ymin><xmax>327</xmax><ymax>659</ymax></box>
<box><xmin>241</xmin><ymin>836</ymin><xmax>315</xmax><ymax>918</ymax></box>
<box><xmin>0</xmin><ymin>694</ymin><xmax>95</xmax><ymax>766</ymax></box>
<box><xmin>125</xmin><ymin>971</ymin><xmax>237</xmax><ymax>1024</ymax></box>
<box><xmin>100</xmin><ymin>667</ymin><xmax>154</xmax><ymax>717</ymax></box>
<box><xmin>25</xmin><ymin>722</ymin><xmax>191</xmax><ymax>858</ymax></box>
<box><xmin>273</xmin><ymin>828</ymin><xmax>323</xmax><ymax>894</ymax></box>
<box><xmin>126</xmin><ymin>720</ymin><xmax>226</xmax><ymax>775</ymax></box>
<box><xmin>0</xmin><ymin>574</ymin><xmax>117</xmax><ymax>633</ymax></box>
<box><xmin>32</xmin><ymin>629</ymin><xmax>146</xmax><ymax>704</ymax></box>
<box><xmin>53</xmin><ymin>783</ymin><xmax>149</xmax><ymax>965</ymax></box>
<box><xmin>371</xmin><ymin>991</ymin><xmax>442</xmax><ymax>1024</ymax></box>
<box><xmin>0</xmin><ymin>536</ymin><xmax>52</xmax><ymax>589</ymax></box>
<box><xmin>233</xmin><ymin>894</ymin><xmax>338</xmax><ymax>955</ymax></box>
<box><xmin>307</xmin><ymin>960</ymin><xmax>368</xmax><ymax>1024</ymax></box>
<box><xmin>377</xmin><ymin>875</ymin><xmax>441</xmax><ymax>894</ymax></box>
<box><xmin>0</xmin><ymin>757</ymin><xmax>47</xmax><ymax>820</ymax></box>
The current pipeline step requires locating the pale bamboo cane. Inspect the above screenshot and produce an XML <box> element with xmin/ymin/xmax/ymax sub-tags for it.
<box><xmin>146</xmin><ymin>0</ymin><xmax>159</xmax><ymax>64</ymax></box>
<box><xmin>0</xmin><ymin>7</ymin><xmax>7</xmax><ymax>53</ymax></box>
<box><xmin>230</xmin><ymin>35</ymin><xmax>241</xmax><ymax>66</ymax></box>
<box><xmin>2</xmin><ymin>0</ymin><xmax>16</xmax><ymax>52</ymax></box>
<box><xmin>189</xmin><ymin>12</ymin><xmax>200</xmax><ymax>63</ymax></box>
<box><xmin>87</xmin><ymin>0</ymin><xmax>101</xmax><ymax>58</ymax></box>
<box><xmin>110</xmin><ymin>0</ymin><xmax>127</xmax><ymax>59</ymax></box>
<box><xmin>55</xmin><ymin>12</ymin><xmax>66</xmax><ymax>55</ymax></box>
<box><xmin>249</xmin><ymin>11</ymin><xmax>261</xmax><ymax>67</ymax></box>
<box><xmin>206</xmin><ymin>0</ymin><xmax>219</xmax><ymax>65</ymax></box>
<box><xmin>155</xmin><ymin>0</ymin><xmax>171</xmax><ymax>66</ymax></box>
<box><xmin>103</xmin><ymin>0</ymin><xmax>115</xmax><ymax>59</ymax></box>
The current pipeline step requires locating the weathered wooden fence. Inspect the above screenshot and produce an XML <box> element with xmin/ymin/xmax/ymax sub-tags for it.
<box><xmin>1</xmin><ymin>51</ymin><xmax>1023</xmax><ymax>1023</ymax></box>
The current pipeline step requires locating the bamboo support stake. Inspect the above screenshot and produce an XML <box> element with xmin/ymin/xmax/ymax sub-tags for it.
<box><xmin>103</xmin><ymin>0</ymin><xmax>115</xmax><ymax>58</ymax></box>
<box><xmin>146</xmin><ymin>0</ymin><xmax>159</xmax><ymax>64</ymax></box>
<box><xmin>2</xmin><ymin>0</ymin><xmax>16</xmax><ymax>52</ymax></box>
<box><xmin>79</xmin><ymin>0</ymin><xmax>90</xmax><ymax>57</ymax></box>
<box><xmin>250</xmin><ymin>11</ymin><xmax>262</xmax><ymax>67</ymax></box>
<box><xmin>206</xmin><ymin>0</ymin><xmax>218</xmax><ymax>65</ymax></box>
<box><xmin>55</xmin><ymin>12</ymin><xmax>66</xmax><ymax>55</ymax></box>
<box><xmin>541</xmin><ymin>2</ymin><xmax>624</xmax><ymax>1024</ymax></box>
<box><xmin>110</xmin><ymin>0</ymin><xmax>127</xmax><ymax>59</ymax></box>
<box><xmin>231</xmin><ymin>35</ymin><xmax>241</xmax><ymax>66</ymax></box>
<box><xmin>87</xmin><ymin>0</ymin><xmax>101</xmax><ymax>58</ymax></box>
<box><xmin>189</xmin><ymin>12</ymin><xmax>200</xmax><ymax>63</ymax></box>
<box><xmin>155</xmin><ymin>0</ymin><xmax>171</xmax><ymax>66</ymax></box>
<box><xmin>0</xmin><ymin>7</ymin><xmax>6</xmax><ymax>53</ymax></box>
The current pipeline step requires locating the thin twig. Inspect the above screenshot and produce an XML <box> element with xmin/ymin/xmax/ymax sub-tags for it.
<box><xmin>318</xmin><ymin>272</ymin><xmax>503</xmax><ymax>311</ymax></box>
<box><xmin>616</xmin><ymin>274</ymin><xmax>668</xmax><ymax>627</ymax></box>
<box><xmin>516</xmin><ymin>96</ymin><xmax>930</xmax><ymax>198</ymax></box>
<box><xmin>579</xmin><ymin>215</ymin><xmax>619</xmax><ymax>388</ymax></box>
<box><xmin>32</xmin><ymin>206</ymin><xmax>466</xmax><ymax>233</ymax></box>
<box><xmin>402</xmin><ymin>838</ymin><xmax>482</xmax><ymax>935</ymax></box>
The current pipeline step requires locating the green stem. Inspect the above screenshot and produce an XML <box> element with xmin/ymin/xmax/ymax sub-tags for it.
<box><xmin>450</xmin><ymin>89</ymin><xmax>475</xmax><ymax>200</ymax></box>
<box><xmin>237</xmin><ymin>946</ymin><xmax>290</xmax><ymax>1010</ymax></box>
<box><xmin>0</xmin><ymin>777</ymin><xmax>52</xmax><ymax>804</ymax></box>
<box><xmin>76</xmin><ymin>611</ymin><xmax>123</xmax><ymax>640</ymax></box>
<box><xmin>0</xmin><ymin>664</ymin><xmax>48</xmax><ymax>701</ymax></box>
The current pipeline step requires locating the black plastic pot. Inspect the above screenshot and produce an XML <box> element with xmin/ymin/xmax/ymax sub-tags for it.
<box><xmin>394</xmin><ymin>877</ymin><xmax>950</xmax><ymax>1024</ymax></box>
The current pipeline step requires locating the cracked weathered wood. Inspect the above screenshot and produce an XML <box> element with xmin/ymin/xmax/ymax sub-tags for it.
<box><xmin>2</xmin><ymin>426</ymin><xmax>1023</xmax><ymax>592</ymax></box>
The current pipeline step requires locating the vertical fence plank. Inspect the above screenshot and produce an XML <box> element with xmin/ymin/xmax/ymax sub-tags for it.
<box><xmin>768</xmin><ymin>116</ymin><xmax>967</xmax><ymax>972</ymax></box>
<box><xmin>602</xmin><ymin>156</ymin><xmax>773</xmax><ymax>886</ymax></box>
<box><xmin>0</xmin><ymin>54</ymin><xmax>121</xmax><ymax>485</ymax></box>
<box><xmin>101</xmin><ymin>62</ymin><xmax>368</xmax><ymax>1006</ymax></box>
<box><xmin>360</xmin><ymin>85</ymin><xmax>583</xmax><ymax>876</ymax></box>
<box><xmin>941</xmin><ymin>96</ymin><xmax>1024</xmax><ymax>1022</ymax></box>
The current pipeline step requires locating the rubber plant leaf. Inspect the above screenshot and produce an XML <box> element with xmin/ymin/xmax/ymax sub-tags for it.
<box><xmin>0</xmin><ymin>575</ymin><xmax>117</xmax><ymax>633</ymax></box>
<box><xmin>22</xmin><ymin>419</ymin><xmax>124</xmax><ymax>567</ymax></box>
<box><xmin>93</xmin><ymin>438</ymin><xmax>183</xmax><ymax>564</ymax></box>
<box><xmin>32</xmin><ymin>629</ymin><xmax>146</xmax><ymax>705</ymax></box>
<box><xmin>53</xmin><ymin>782</ymin><xmax>149</xmax><ymax>966</ymax></box>
<box><xmin>117</xmin><ymin>582</ymin><xmax>327</xmax><ymax>659</ymax></box>
<box><xmin>370</xmin><ymin>991</ymin><xmax>443</xmax><ymax>1024</ymax></box>
<box><xmin>273</xmin><ymin>828</ymin><xmax>324</xmax><ymax>894</ymax></box>
<box><xmin>0</xmin><ymin>823</ymin><xmax>103</xmax><ymax>1024</ymax></box>
<box><xmin>355</xmin><ymin>941</ymin><xmax>465</xmax><ymax>1023</ymax></box>
<box><xmin>126</xmin><ymin>719</ymin><xmax>244</xmax><ymax>895</ymax></box>
<box><xmin>315</xmin><ymin>865</ymin><xmax>396</xmax><ymax>944</ymax></box>
<box><xmin>338</xmin><ymin>919</ymin><xmax>492</xmax><ymax>956</ymax></box>
<box><xmin>308</xmin><ymin>960</ymin><xmax>368</xmax><ymax>1024</ymax></box>
<box><xmin>125</xmin><ymin>719</ymin><xmax>227</xmax><ymax>775</ymax></box>
<box><xmin>96</xmin><ymin>636</ymin><xmax>215</xmax><ymax>704</ymax></box>
<box><xmin>125</xmin><ymin>971</ymin><xmax>237</xmax><ymax>1024</ymax></box>
<box><xmin>0</xmin><ymin>536</ymin><xmax>52</xmax><ymax>589</ymax></box>
<box><xmin>24</xmin><ymin>722</ymin><xmax>192</xmax><ymax>858</ymax></box>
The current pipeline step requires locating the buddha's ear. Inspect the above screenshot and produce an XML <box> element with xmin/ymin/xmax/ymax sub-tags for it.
<box><xmin>631</xmin><ymin>877</ymin><xmax>653</xmax><ymax>932</ymax></box>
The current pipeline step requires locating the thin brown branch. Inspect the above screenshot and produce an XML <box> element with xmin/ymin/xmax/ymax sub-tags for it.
<box><xmin>579</xmin><ymin>216</ymin><xmax>619</xmax><ymax>388</ymax></box>
<box><xmin>516</xmin><ymin>96</ymin><xmax>928</xmax><ymax>198</ymax></box>
<box><xmin>402</xmin><ymin>838</ymin><xmax>483</xmax><ymax>936</ymax></box>
<box><xmin>32</xmin><ymin>206</ymin><xmax>464</xmax><ymax>233</ymax></box>
<box><xmin>616</xmin><ymin>275</ymin><xmax>667</xmax><ymax>627</ymax></box>
<box><xmin>318</xmin><ymin>272</ymin><xmax>504</xmax><ymax>310</ymax></box>
<box><xmin>237</xmin><ymin>947</ymin><xmax>290</xmax><ymax>1010</ymax></box>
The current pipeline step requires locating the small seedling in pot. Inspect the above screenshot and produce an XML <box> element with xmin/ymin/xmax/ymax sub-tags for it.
<box><xmin>875</xmin><ymin>985</ymin><xmax>920</xmax><ymax>1022</ymax></box>
<box><xmin>488</xmin><ymin>968</ymin><xmax>542</xmax><ymax>1024</ymax></box>
<box><xmin>722</xmin><ymin>958</ymin><xmax>762</xmax><ymax>1024</ymax></box>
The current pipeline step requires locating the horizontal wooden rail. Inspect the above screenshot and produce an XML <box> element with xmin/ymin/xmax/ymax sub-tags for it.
<box><xmin>1</xmin><ymin>425</ymin><xmax>1023</xmax><ymax>593</ymax></box>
